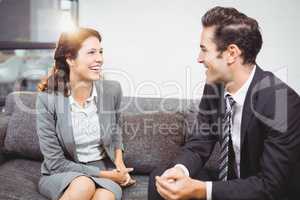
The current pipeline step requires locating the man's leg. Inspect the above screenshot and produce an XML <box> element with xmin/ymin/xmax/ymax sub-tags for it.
<box><xmin>148</xmin><ymin>165</ymin><xmax>168</xmax><ymax>200</ymax></box>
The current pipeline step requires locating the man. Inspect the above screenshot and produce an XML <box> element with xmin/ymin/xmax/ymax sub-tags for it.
<box><xmin>148</xmin><ymin>6</ymin><xmax>300</xmax><ymax>200</ymax></box>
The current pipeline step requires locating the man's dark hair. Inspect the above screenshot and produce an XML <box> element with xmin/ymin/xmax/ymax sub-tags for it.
<box><xmin>202</xmin><ymin>6</ymin><xmax>263</xmax><ymax>65</ymax></box>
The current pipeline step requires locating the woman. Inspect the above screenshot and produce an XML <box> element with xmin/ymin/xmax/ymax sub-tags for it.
<box><xmin>36</xmin><ymin>27</ymin><xmax>135</xmax><ymax>200</ymax></box>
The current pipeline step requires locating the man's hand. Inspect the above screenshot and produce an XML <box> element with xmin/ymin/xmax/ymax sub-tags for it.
<box><xmin>160</xmin><ymin>166</ymin><xmax>186</xmax><ymax>183</ymax></box>
<box><xmin>155</xmin><ymin>167</ymin><xmax>206</xmax><ymax>200</ymax></box>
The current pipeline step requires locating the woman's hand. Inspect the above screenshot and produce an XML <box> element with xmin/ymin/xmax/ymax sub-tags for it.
<box><xmin>99</xmin><ymin>168</ymin><xmax>134</xmax><ymax>185</ymax></box>
<box><xmin>120</xmin><ymin>172</ymin><xmax>136</xmax><ymax>187</ymax></box>
<box><xmin>114</xmin><ymin>149</ymin><xmax>136</xmax><ymax>187</ymax></box>
<box><xmin>115</xmin><ymin>161</ymin><xmax>136</xmax><ymax>187</ymax></box>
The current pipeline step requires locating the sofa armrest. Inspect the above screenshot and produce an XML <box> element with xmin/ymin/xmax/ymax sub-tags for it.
<box><xmin>0</xmin><ymin>113</ymin><xmax>9</xmax><ymax>165</ymax></box>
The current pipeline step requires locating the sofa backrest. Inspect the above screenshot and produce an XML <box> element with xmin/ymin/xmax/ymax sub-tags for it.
<box><xmin>1</xmin><ymin>91</ymin><xmax>200</xmax><ymax>174</ymax></box>
<box><xmin>3</xmin><ymin>92</ymin><xmax>41</xmax><ymax>160</ymax></box>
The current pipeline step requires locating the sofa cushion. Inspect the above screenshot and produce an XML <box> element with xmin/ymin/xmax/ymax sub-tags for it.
<box><xmin>122</xmin><ymin>175</ymin><xmax>148</xmax><ymax>200</ymax></box>
<box><xmin>122</xmin><ymin>112</ymin><xmax>185</xmax><ymax>174</ymax></box>
<box><xmin>0</xmin><ymin>159</ymin><xmax>149</xmax><ymax>200</ymax></box>
<box><xmin>121</xmin><ymin>96</ymin><xmax>195</xmax><ymax>114</ymax></box>
<box><xmin>183</xmin><ymin>109</ymin><xmax>220</xmax><ymax>172</ymax></box>
<box><xmin>0</xmin><ymin>159</ymin><xmax>47</xmax><ymax>200</ymax></box>
<box><xmin>3</xmin><ymin>92</ymin><xmax>43</xmax><ymax>160</ymax></box>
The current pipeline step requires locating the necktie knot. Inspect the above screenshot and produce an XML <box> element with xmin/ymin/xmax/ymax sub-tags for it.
<box><xmin>225</xmin><ymin>94</ymin><xmax>235</xmax><ymax>111</ymax></box>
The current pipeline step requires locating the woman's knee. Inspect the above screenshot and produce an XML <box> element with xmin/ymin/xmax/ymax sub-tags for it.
<box><xmin>70</xmin><ymin>176</ymin><xmax>96</xmax><ymax>192</ymax></box>
<box><xmin>92</xmin><ymin>188</ymin><xmax>115</xmax><ymax>200</ymax></box>
<box><xmin>65</xmin><ymin>176</ymin><xmax>96</xmax><ymax>198</ymax></box>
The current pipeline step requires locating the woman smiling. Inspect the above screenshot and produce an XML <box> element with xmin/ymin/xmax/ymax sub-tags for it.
<box><xmin>36</xmin><ymin>28</ymin><xmax>135</xmax><ymax>200</ymax></box>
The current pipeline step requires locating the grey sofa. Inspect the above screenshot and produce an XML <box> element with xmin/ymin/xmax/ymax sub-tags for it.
<box><xmin>0</xmin><ymin>91</ymin><xmax>210</xmax><ymax>200</ymax></box>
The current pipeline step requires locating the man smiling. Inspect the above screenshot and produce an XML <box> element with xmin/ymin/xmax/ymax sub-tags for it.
<box><xmin>148</xmin><ymin>6</ymin><xmax>300</xmax><ymax>200</ymax></box>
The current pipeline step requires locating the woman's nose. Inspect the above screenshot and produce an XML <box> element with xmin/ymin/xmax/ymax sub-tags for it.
<box><xmin>197</xmin><ymin>53</ymin><xmax>204</xmax><ymax>63</ymax></box>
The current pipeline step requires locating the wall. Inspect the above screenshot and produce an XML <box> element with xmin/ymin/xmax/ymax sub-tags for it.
<box><xmin>30</xmin><ymin>0</ymin><xmax>77</xmax><ymax>42</ymax></box>
<box><xmin>79</xmin><ymin>0</ymin><xmax>300</xmax><ymax>98</ymax></box>
<box><xmin>30</xmin><ymin>0</ymin><xmax>58</xmax><ymax>42</ymax></box>
<box><xmin>0</xmin><ymin>0</ymin><xmax>31</xmax><ymax>41</ymax></box>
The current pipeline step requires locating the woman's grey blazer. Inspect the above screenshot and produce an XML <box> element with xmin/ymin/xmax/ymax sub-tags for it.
<box><xmin>36</xmin><ymin>80</ymin><xmax>124</xmax><ymax>176</ymax></box>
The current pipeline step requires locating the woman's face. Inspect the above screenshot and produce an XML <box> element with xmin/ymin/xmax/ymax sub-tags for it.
<box><xmin>68</xmin><ymin>36</ymin><xmax>103</xmax><ymax>82</ymax></box>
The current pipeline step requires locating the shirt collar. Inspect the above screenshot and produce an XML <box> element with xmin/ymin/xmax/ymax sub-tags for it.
<box><xmin>86</xmin><ymin>82</ymin><xmax>97</xmax><ymax>103</ymax></box>
<box><xmin>69</xmin><ymin>82</ymin><xmax>98</xmax><ymax>106</ymax></box>
<box><xmin>225</xmin><ymin>65</ymin><xmax>256</xmax><ymax>106</ymax></box>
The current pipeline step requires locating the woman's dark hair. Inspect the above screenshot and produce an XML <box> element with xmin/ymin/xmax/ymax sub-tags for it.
<box><xmin>202</xmin><ymin>6</ymin><xmax>263</xmax><ymax>65</ymax></box>
<box><xmin>37</xmin><ymin>27</ymin><xmax>101</xmax><ymax>96</ymax></box>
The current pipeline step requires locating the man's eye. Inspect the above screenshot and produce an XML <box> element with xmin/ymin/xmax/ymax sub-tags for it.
<box><xmin>99</xmin><ymin>50</ymin><xmax>103</xmax><ymax>54</ymax></box>
<box><xmin>88</xmin><ymin>51</ymin><xmax>96</xmax><ymax>54</ymax></box>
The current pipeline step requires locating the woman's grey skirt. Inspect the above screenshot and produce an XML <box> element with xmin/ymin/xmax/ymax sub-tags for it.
<box><xmin>38</xmin><ymin>158</ymin><xmax>122</xmax><ymax>200</ymax></box>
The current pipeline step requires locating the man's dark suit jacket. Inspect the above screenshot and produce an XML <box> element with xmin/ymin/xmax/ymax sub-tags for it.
<box><xmin>174</xmin><ymin>66</ymin><xmax>300</xmax><ymax>200</ymax></box>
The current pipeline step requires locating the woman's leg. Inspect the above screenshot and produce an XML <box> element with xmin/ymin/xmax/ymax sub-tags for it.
<box><xmin>92</xmin><ymin>188</ymin><xmax>115</xmax><ymax>200</ymax></box>
<box><xmin>59</xmin><ymin>176</ymin><xmax>96</xmax><ymax>200</ymax></box>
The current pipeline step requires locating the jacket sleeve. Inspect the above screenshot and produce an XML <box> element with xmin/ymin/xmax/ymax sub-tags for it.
<box><xmin>173</xmin><ymin>84</ymin><xmax>219</xmax><ymax>177</ymax></box>
<box><xmin>36</xmin><ymin>92</ymin><xmax>100</xmax><ymax>176</ymax></box>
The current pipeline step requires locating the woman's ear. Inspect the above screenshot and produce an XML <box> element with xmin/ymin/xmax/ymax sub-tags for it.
<box><xmin>66</xmin><ymin>57</ymin><xmax>75</xmax><ymax>67</ymax></box>
<box><xmin>227</xmin><ymin>44</ymin><xmax>242</xmax><ymax>64</ymax></box>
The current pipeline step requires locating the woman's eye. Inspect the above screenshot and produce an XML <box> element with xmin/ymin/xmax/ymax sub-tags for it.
<box><xmin>88</xmin><ymin>51</ymin><xmax>95</xmax><ymax>54</ymax></box>
<box><xmin>99</xmin><ymin>50</ymin><xmax>103</xmax><ymax>54</ymax></box>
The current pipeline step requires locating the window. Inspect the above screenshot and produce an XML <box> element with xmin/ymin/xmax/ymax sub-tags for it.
<box><xmin>0</xmin><ymin>0</ymin><xmax>78</xmax><ymax>111</ymax></box>
<box><xmin>0</xmin><ymin>0</ymin><xmax>78</xmax><ymax>43</ymax></box>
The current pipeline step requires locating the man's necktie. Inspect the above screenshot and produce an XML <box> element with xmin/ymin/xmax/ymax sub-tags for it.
<box><xmin>219</xmin><ymin>94</ymin><xmax>236</xmax><ymax>181</ymax></box>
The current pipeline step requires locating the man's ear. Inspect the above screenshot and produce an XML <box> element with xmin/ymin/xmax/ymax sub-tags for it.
<box><xmin>226</xmin><ymin>44</ymin><xmax>242</xmax><ymax>64</ymax></box>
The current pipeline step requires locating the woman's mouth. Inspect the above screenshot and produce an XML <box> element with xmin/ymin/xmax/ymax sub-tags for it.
<box><xmin>89</xmin><ymin>65</ymin><xmax>101</xmax><ymax>73</ymax></box>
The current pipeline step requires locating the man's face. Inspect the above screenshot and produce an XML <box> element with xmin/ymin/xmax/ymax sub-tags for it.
<box><xmin>197</xmin><ymin>26</ymin><xmax>230</xmax><ymax>84</ymax></box>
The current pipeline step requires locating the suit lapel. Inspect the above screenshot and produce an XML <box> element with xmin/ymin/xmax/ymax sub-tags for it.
<box><xmin>95</xmin><ymin>80</ymin><xmax>103</xmax><ymax>115</ymax></box>
<box><xmin>240</xmin><ymin>66</ymin><xmax>263</xmax><ymax>149</ymax></box>
<box><xmin>95</xmin><ymin>81</ymin><xmax>110</xmax><ymax>145</ymax></box>
<box><xmin>56</xmin><ymin>93</ymin><xmax>78</xmax><ymax>161</ymax></box>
